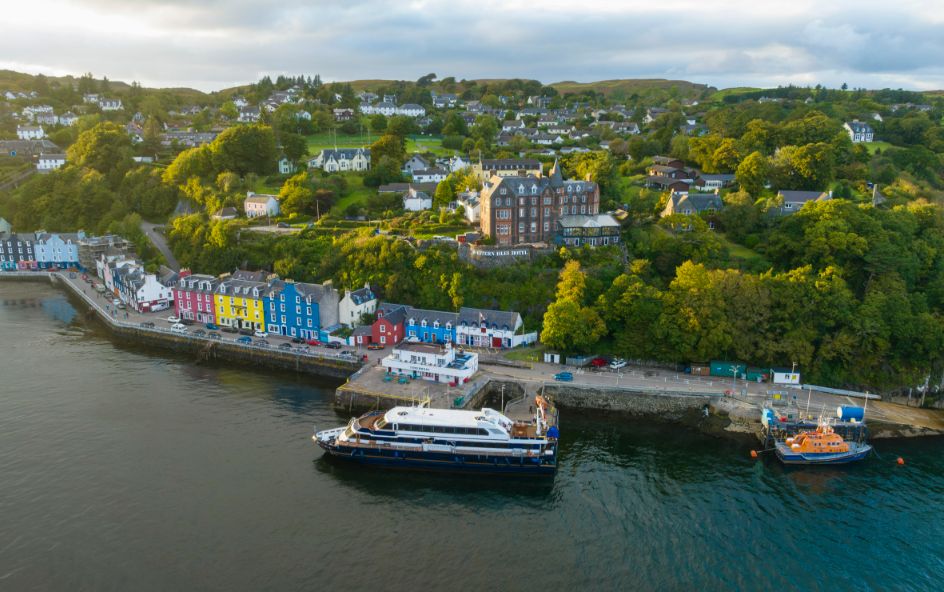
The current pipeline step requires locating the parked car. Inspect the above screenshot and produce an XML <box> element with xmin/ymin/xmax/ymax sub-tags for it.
<box><xmin>208</xmin><ymin>332</ymin><xmax>222</xmax><ymax>340</ymax></box>
<box><xmin>254</xmin><ymin>330</ymin><xmax>268</xmax><ymax>338</ymax></box>
<box><xmin>140</xmin><ymin>321</ymin><xmax>155</xmax><ymax>328</ymax></box>
<box><xmin>256</xmin><ymin>340</ymin><xmax>270</xmax><ymax>348</ymax></box>
<box><xmin>367</xmin><ymin>343</ymin><xmax>384</xmax><ymax>350</ymax></box>
<box><xmin>291</xmin><ymin>337</ymin><xmax>305</xmax><ymax>344</ymax></box>
<box><xmin>116</xmin><ymin>302</ymin><xmax>126</xmax><ymax>310</ymax></box>
<box><xmin>238</xmin><ymin>328</ymin><xmax>254</xmax><ymax>336</ymax></box>
<box><xmin>167</xmin><ymin>315</ymin><xmax>181</xmax><ymax>324</ymax></box>
<box><xmin>180</xmin><ymin>318</ymin><xmax>194</xmax><ymax>325</ymax></box>
<box><xmin>276</xmin><ymin>222</ymin><xmax>290</xmax><ymax>228</ymax></box>
<box><xmin>278</xmin><ymin>342</ymin><xmax>293</xmax><ymax>350</ymax></box>
<box><xmin>170</xmin><ymin>323</ymin><xmax>188</xmax><ymax>334</ymax></box>
<box><xmin>205</xmin><ymin>323</ymin><xmax>220</xmax><ymax>331</ymax></box>
<box><xmin>340</xmin><ymin>350</ymin><xmax>355</xmax><ymax>357</ymax></box>
<box><xmin>610</xmin><ymin>358</ymin><xmax>627</xmax><ymax>370</ymax></box>
<box><xmin>222</xmin><ymin>326</ymin><xmax>238</xmax><ymax>334</ymax></box>
<box><xmin>554</xmin><ymin>371</ymin><xmax>574</xmax><ymax>382</ymax></box>
<box><xmin>590</xmin><ymin>357</ymin><xmax>608</xmax><ymax>368</ymax></box>
<box><xmin>325</xmin><ymin>342</ymin><xmax>342</xmax><ymax>349</ymax></box>
<box><xmin>112</xmin><ymin>298</ymin><xmax>121</xmax><ymax>306</ymax></box>
<box><xmin>193</xmin><ymin>329</ymin><xmax>206</xmax><ymax>337</ymax></box>
<box><xmin>306</xmin><ymin>338</ymin><xmax>323</xmax><ymax>346</ymax></box>
<box><xmin>236</xmin><ymin>336</ymin><xmax>252</xmax><ymax>344</ymax></box>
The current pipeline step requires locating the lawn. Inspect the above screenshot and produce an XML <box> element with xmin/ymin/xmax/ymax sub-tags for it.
<box><xmin>329</xmin><ymin>173</ymin><xmax>374</xmax><ymax>215</ymax></box>
<box><xmin>717</xmin><ymin>233</ymin><xmax>770</xmax><ymax>268</ymax></box>
<box><xmin>864</xmin><ymin>140</ymin><xmax>894</xmax><ymax>155</ymax></box>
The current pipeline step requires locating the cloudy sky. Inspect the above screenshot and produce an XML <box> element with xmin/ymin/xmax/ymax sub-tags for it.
<box><xmin>3</xmin><ymin>0</ymin><xmax>943</xmax><ymax>92</ymax></box>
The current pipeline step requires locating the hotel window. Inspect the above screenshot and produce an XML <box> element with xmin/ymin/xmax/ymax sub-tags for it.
<box><xmin>543</xmin><ymin>196</ymin><xmax>551</xmax><ymax>205</ymax></box>
<box><xmin>296</xmin><ymin>306</ymin><xmax>301</xmax><ymax>314</ymax></box>
<box><xmin>531</xmin><ymin>208</ymin><xmax>537</xmax><ymax>217</ymax></box>
<box><xmin>280</xmin><ymin>304</ymin><xmax>285</xmax><ymax>312</ymax></box>
<box><xmin>581</xmin><ymin>195</ymin><xmax>586</xmax><ymax>203</ymax></box>
<box><xmin>421</xmin><ymin>320</ymin><xmax>427</xmax><ymax>327</ymax></box>
<box><xmin>560</xmin><ymin>207</ymin><xmax>566</xmax><ymax>216</ymax></box>
<box><xmin>581</xmin><ymin>205</ymin><xmax>586</xmax><ymax>214</ymax></box>
<box><xmin>530</xmin><ymin>222</ymin><xmax>537</xmax><ymax>233</ymax></box>
<box><xmin>544</xmin><ymin>222</ymin><xmax>550</xmax><ymax>232</ymax></box>
<box><xmin>281</xmin><ymin>315</ymin><xmax>286</xmax><ymax>323</ymax></box>
<box><xmin>544</xmin><ymin>207</ymin><xmax>550</xmax><ymax>216</ymax></box>
<box><xmin>505</xmin><ymin>197</ymin><xmax>511</xmax><ymax>206</ymax></box>
<box><xmin>571</xmin><ymin>206</ymin><xmax>577</xmax><ymax>215</ymax></box>
<box><xmin>306</xmin><ymin>307</ymin><xmax>312</xmax><ymax>315</ymax></box>
<box><xmin>307</xmin><ymin>319</ymin><xmax>313</xmax><ymax>327</ymax></box>
<box><xmin>296</xmin><ymin>296</ymin><xmax>300</xmax><ymax>304</ymax></box>
<box><xmin>519</xmin><ymin>208</ymin><xmax>525</xmax><ymax>217</ymax></box>
<box><xmin>518</xmin><ymin>223</ymin><xmax>525</xmax><ymax>233</ymax></box>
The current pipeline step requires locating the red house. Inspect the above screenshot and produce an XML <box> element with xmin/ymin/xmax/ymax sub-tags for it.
<box><xmin>173</xmin><ymin>270</ymin><xmax>221</xmax><ymax>324</ymax></box>
<box><xmin>372</xmin><ymin>303</ymin><xmax>407</xmax><ymax>346</ymax></box>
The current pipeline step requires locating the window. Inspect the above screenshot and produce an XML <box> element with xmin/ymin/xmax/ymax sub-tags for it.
<box><xmin>295</xmin><ymin>296</ymin><xmax>300</xmax><ymax>304</ymax></box>
<box><xmin>531</xmin><ymin>208</ymin><xmax>537</xmax><ymax>217</ymax></box>
<box><xmin>530</xmin><ymin>222</ymin><xmax>537</xmax><ymax>233</ymax></box>
<box><xmin>493</xmin><ymin>196</ymin><xmax>501</xmax><ymax>206</ymax></box>
<box><xmin>307</xmin><ymin>319</ymin><xmax>313</xmax><ymax>327</ymax></box>
<box><xmin>531</xmin><ymin>186</ymin><xmax>537</xmax><ymax>195</ymax></box>
<box><xmin>296</xmin><ymin>306</ymin><xmax>301</xmax><ymax>314</ymax></box>
<box><xmin>280</xmin><ymin>304</ymin><xmax>285</xmax><ymax>312</ymax></box>
<box><xmin>421</xmin><ymin>319</ymin><xmax>427</xmax><ymax>327</ymax></box>
<box><xmin>518</xmin><ymin>223</ymin><xmax>525</xmax><ymax>233</ymax></box>
<box><xmin>571</xmin><ymin>205</ymin><xmax>577</xmax><ymax>215</ymax></box>
<box><xmin>543</xmin><ymin>196</ymin><xmax>551</xmax><ymax>205</ymax></box>
<box><xmin>544</xmin><ymin>207</ymin><xmax>550</xmax><ymax>216</ymax></box>
<box><xmin>497</xmin><ymin>209</ymin><xmax>511</xmax><ymax>220</ymax></box>
<box><xmin>519</xmin><ymin>208</ymin><xmax>525</xmax><ymax>217</ymax></box>
<box><xmin>500</xmin><ymin>188</ymin><xmax>506</xmax><ymax>195</ymax></box>
<box><xmin>306</xmin><ymin>307</ymin><xmax>312</xmax><ymax>315</ymax></box>
<box><xmin>580</xmin><ymin>205</ymin><xmax>586</xmax><ymax>215</ymax></box>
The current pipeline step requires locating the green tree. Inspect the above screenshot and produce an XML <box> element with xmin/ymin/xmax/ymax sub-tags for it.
<box><xmin>209</xmin><ymin>124</ymin><xmax>277</xmax><ymax>176</ymax></box>
<box><xmin>735</xmin><ymin>151</ymin><xmax>769</xmax><ymax>196</ymax></box>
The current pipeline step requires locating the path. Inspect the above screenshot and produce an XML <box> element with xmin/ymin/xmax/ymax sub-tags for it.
<box><xmin>139</xmin><ymin>221</ymin><xmax>179</xmax><ymax>271</ymax></box>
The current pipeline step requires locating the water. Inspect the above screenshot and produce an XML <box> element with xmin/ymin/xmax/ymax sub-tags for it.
<box><xmin>1</xmin><ymin>282</ymin><xmax>943</xmax><ymax>592</ymax></box>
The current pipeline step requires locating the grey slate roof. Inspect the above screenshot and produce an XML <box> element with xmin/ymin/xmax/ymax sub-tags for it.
<box><xmin>458</xmin><ymin>307</ymin><xmax>521</xmax><ymax>331</ymax></box>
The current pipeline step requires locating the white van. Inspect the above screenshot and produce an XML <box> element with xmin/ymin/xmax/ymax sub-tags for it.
<box><xmin>170</xmin><ymin>323</ymin><xmax>188</xmax><ymax>334</ymax></box>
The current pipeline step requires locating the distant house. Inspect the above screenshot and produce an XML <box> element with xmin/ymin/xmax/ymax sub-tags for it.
<box><xmin>265</xmin><ymin>279</ymin><xmax>339</xmax><ymax>339</ymax></box>
<box><xmin>646</xmin><ymin>176</ymin><xmax>690</xmax><ymax>193</ymax></box>
<box><xmin>398</xmin><ymin>103</ymin><xmax>426</xmax><ymax>118</ymax></box>
<box><xmin>647</xmin><ymin>164</ymin><xmax>693</xmax><ymax>180</ymax></box>
<box><xmin>456</xmin><ymin>190</ymin><xmax>480</xmax><ymax>223</ymax></box>
<box><xmin>643</xmin><ymin>107</ymin><xmax>668</xmax><ymax>124</ymax></box>
<box><xmin>694</xmin><ymin>174</ymin><xmax>736</xmax><ymax>191</ymax></box>
<box><xmin>36</xmin><ymin>153</ymin><xmax>66</xmax><ymax>172</ymax></box>
<box><xmin>455</xmin><ymin>307</ymin><xmax>526</xmax><ymax>349</ymax></box>
<box><xmin>402</xmin><ymin>154</ymin><xmax>430</xmax><ymax>174</ymax></box>
<box><xmin>99</xmin><ymin>98</ymin><xmax>123</xmax><ymax>111</ymax></box>
<box><xmin>212</xmin><ymin>207</ymin><xmax>238</xmax><ymax>221</ymax></box>
<box><xmin>372</xmin><ymin>303</ymin><xmax>408</xmax><ymax>346</ymax></box>
<box><xmin>16</xmin><ymin>125</ymin><xmax>44</xmax><ymax>140</ymax></box>
<box><xmin>403</xmin><ymin>186</ymin><xmax>433</xmax><ymax>212</ymax></box>
<box><xmin>412</xmin><ymin>167</ymin><xmax>448</xmax><ymax>183</ymax></box>
<box><xmin>339</xmin><ymin>283</ymin><xmax>377</xmax><ymax>328</ymax></box>
<box><xmin>58</xmin><ymin>112</ymin><xmax>78</xmax><ymax>126</ymax></box>
<box><xmin>278</xmin><ymin>157</ymin><xmax>296</xmax><ymax>175</ymax></box>
<box><xmin>652</xmin><ymin>156</ymin><xmax>685</xmax><ymax>169</ymax></box>
<box><xmin>377</xmin><ymin>182</ymin><xmax>438</xmax><ymax>195</ymax></box>
<box><xmin>472</xmin><ymin>158</ymin><xmax>542</xmax><ymax>182</ymax></box>
<box><xmin>333</xmin><ymin>108</ymin><xmax>355</xmax><ymax>122</ymax></box>
<box><xmin>243</xmin><ymin>192</ymin><xmax>280</xmax><ymax>218</ymax></box>
<box><xmin>774</xmin><ymin>190</ymin><xmax>832</xmax><ymax>215</ymax></box>
<box><xmin>555</xmin><ymin>214</ymin><xmax>621</xmax><ymax>247</ymax></box>
<box><xmin>448</xmin><ymin>155</ymin><xmax>470</xmax><ymax>172</ymax></box>
<box><xmin>661</xmin><ymin>192</ymin><xmax>724</xmax><ymax>217</ymax></box>
<box><xmin>238</xmin><ymin>106</ymin><xmax>261</xmax><ymax>123</ymax></box>
<box><xmin>844</xmin><ymin>120</ymin><xmax>874</xmax><ymax>143</ymax></box>
<box><xmin>307</xmin><ymin>148</ymin><xmax>370</xmax><ymax>172</ymax></box>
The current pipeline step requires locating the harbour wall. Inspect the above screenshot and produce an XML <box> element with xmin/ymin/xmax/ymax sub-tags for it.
<box><xmin>1</xmin><ymin>271</ymin><xmax>360</xmax><ymax>379</ymax></box>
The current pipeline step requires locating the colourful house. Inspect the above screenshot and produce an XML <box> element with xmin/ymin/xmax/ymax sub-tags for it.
<box><xmin>264</xmin><ymin>279</ymin><xmax>339</xmax><ymax>340</ymax></box>
<box><xmin>404</xmin><ymin>308</ymin><xmax>457</xmax><ymax>344</ymax></box>
<box><xmin>371</xmin><ymin>303</ymin><xmax>407</xmax><ymax>346</ymax></box>
<box><xmin>215</xmin><ymin>271</ymin><xmax>272</xmax><ymax>331</ymax></box>
<box><xmin>174</xmin><ymin>271</ymin><xmax>220</xmax><ymax>324</ymax></box>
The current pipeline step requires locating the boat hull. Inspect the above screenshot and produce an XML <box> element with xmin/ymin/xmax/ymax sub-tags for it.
<box><xmin>317</xmin><ymin>441</ymin><xmax>557</xmax><ymax>476</ymax></box>
<box><xmin>774</xmin><ymin>442</ymin><xmax>872</xmax><ymax>465</ymax></box>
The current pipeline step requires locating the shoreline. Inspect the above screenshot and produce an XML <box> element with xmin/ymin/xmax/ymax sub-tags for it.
<box><xmin>3</xmin><ymin>270</ymin><xmax>943</xmax><ymax>443</ymax></box>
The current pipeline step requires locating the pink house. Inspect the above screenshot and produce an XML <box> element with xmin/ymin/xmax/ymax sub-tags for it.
<box><xmin>174</xmin><ymin>270</ymin><xmax>220</xmax><ymax>324</ymax></box>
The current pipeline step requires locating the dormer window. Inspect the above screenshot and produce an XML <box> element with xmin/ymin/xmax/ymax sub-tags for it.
<box><xmin>408</xmin><ymin>317</ymin><xmax>415</xmax><ymax>326</ymax></box>
<box><xmin>518</xmin><ymin>184</ymin><xmax>525</xmax><ymax>193</ymax></box>
<box><xmin>567</xmin><ymin>185</ymin><xmax>573</xmax><ymax>193</ymax></box>
<box><xmin>421</xmin><ymin>319</ymin><xmax>428</xmax><ymax>327</ymax></box>
<box><xmin>445</xmin><ymin>322</ymin><xmax>452</xmax><ymax>330</ymax></box>
<box><xmin>531</xmin><ymin>185</ymin><xmax>537</xmax><ymax>194</ymax></box>
<box><xmin>433</xmin><ymin>321</ymin><xmax>440</xmax><ymax>329</ymax></box>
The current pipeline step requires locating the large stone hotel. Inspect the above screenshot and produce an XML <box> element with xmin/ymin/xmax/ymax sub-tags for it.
<box><xmin>479</xmin><ymin>160</ymin><xmax>600</xmax><ymax>245</ymax></box>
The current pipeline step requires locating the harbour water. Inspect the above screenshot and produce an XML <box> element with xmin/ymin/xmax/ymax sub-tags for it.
<box><xmin>2</xmin><ymin>282</ymin><xmax>943</xmax><ymax>591</ymax></box>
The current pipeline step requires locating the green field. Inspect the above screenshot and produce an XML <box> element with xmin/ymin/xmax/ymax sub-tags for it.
<box><xmin>865</xmin><ymin>140</ymin><xmax>894</xmax><ymax>155</ymax></box>
<box><xmin>306</xmin><ymin>133</ymin><xmax>452</xmax><ymax>157</ymax></box>
<box><xmin>330</xmin><ymin>174</ymin><xmax>374</xmax><ymax>215</ymax></box>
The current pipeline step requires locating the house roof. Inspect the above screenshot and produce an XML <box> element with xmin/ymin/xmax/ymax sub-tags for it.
<box><xmin>347</xmin><ymin>286</ymin><xmax>375</xmax><ymax>304</ymax></box>
<box><xmin>778</xmin><ymin>190</ymin><xmax>830</xmax><ymax>204</ymax></box>
<box><xmin>458</xmin><ymin>307</ymin><xmax>521</xmax><ymax>330</ymax></box>
<box><xmin>405</xmin><ymin>307</ymin><xmax>458</xmax><ymax>327</ymax></box>
<box><xmin>558</xmin><ymin>214</ymin><xmax>620</xmax><ymax>229</ymax></box>
<box><xmin>667</xmin><ymin>193</ymin><xmax>723</xmax><ymax>213</ymax></box>
<box><xmin>845</xmin><ymin>120</ymin><xmax>874</xmax><ymax>134</ymax></box>
<box><xmin>244</xmin><ymin>194</ymin><xmax>278</xmax><ymax>205</ymax></box>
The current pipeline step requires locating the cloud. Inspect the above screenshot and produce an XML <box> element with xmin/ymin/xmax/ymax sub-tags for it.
<box><xmin>1</xmin><ymin>0</ymin><xmax>942</xmax><ymax>91</ymax></box>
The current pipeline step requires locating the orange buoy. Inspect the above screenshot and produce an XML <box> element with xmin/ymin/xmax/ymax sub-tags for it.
<box><xmin>897</xmin><ymin>457</ymin><xmax>905</xmax><ymax>466</ymax></box>
<box><xmin>750</xmin><ymin>450</ymin><xmax>758</xmax><ymax>459</ymax></box>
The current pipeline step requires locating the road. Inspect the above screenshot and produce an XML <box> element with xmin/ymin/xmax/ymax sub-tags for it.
<box><xmin>139</xmin><ymin>221</ymin><xmax>180</xmax><ymax>271</ymax></box>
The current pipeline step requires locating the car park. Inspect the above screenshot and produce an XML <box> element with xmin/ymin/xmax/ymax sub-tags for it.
<box><xmin>554</xmin><ymin>371</ymin><xmax>574</xmax><ymax>382</ymax></box>
<box><xmin>167</xmin><ymin>315</ymin><xmax>181</xmax><ymax>324</ymax></box>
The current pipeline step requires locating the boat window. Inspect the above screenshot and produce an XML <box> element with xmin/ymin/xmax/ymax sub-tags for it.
<box><xmin>376</xmin><ymin>419</ymin><xmax>388</xmax><ymax>430</ymax></box>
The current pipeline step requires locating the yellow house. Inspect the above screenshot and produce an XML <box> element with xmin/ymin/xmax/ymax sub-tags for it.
<box><xmin>215</xmin><ymin>277</ymin><xmax>268</xmax><ymax>331</ymax></box>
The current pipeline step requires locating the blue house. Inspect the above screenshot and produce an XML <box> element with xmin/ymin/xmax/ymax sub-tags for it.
<box><xmin>403</xmin><ymin>307</ymin><xmax>458</xmax><ymax>345</ymax></box>
<box><xmin>265</xmin><ymin>280</ymin><xmax>340</xmax><ymax>339</ymax></box>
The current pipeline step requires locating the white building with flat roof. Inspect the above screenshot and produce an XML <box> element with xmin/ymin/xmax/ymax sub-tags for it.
<box><xmin>381</xmin><ymin>342</ymin><xmax>479</xmax><ymax>384</ymax></box>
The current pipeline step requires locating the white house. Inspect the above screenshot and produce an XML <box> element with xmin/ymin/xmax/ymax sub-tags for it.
<box><xmin>398</xmin><ymin>103</ymin><xmax>426</xmax><ymax>117</ymax></box>
<box><xmin>403</xmin><ymin>186</ymin><xmax>433</xmax><ymax>211</ymax></box>
<box><xmin>243</xmin><ymin>192</ymin><xmax>280</xmax><ymax>218</ymax></box>
<box><xmin>448</xmin><ymin>155</ymin><xmax>470</xmax><ymax>172</ymax></box>
<box><xmin>278</xmin><ymin>157</ymin><xmax>296</xmax><ymax>175</ymax></box>
<box><xmin>456</xmin><ymin>190</ymin><xmax>480</xmax><ymax>223</ymax></box>
<box><xmin>307</xmin><ymin>148</ymin><xmax>370</xmax><ymax>172</ymax></box>
<box><xmin>844</xmin><ymin>120</ymin><xmax>874</xmax><ymax>143</ymax></box>
<box><xmin>17</xmin><ymin>125</ymin><xmax>44</xmax><ymax>140</ymax></box>
<box><xmin>36</xmin><ymin>153</ymin><xmax>66</xmax><ymax>171</ymax></box>
<box><xmin>58</xmin><ymin>112</ymin><xmax>78</xmax><ymax>126</ymax></box>
<box><xmin>238</xmin><ymin>106</ymin><xmax>261</xmax><ymax>123</ymax></box>
<box><xmin>402</xmin><ymin>154</ymin><xmax>430</xmax><ymax>174</ymax></box>
<box><xmin>124</xmin><ymin>270</ymin><xmax>175</xmax><ymax>313</ymax></box>
<box><xmin>362</xmin><ymin>101</ymin><xmax>397</xmax><ymax>116</ymax></box>
<box><xmin>99</xmin><ymin>98</ymin><xmax>123</xmax><ymax>111</ymax></box>
<box><xmin>339</xmin><ymin>283</ymin><xmax>377</xmax><ymax>327</ymax></box>
<box><xmin>455</xmin><ymin>307</ymin><xmax>534</xmax><ymax>348</ymax></box>
<box><xmin>412</xmin><ymin>167</ymin><xmax>448</xmax><ymax>183</ymax></box>
<box><xmin>381</xmin><ymin>342</ymin><xmax>479</xmax><ymax>384</ymax></box>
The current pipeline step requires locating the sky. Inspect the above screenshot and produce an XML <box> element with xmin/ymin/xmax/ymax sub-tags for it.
<box><xmin>2</xmin><ymin>0</ymin><xmax>943</xmax><ymax>92</ymax></box>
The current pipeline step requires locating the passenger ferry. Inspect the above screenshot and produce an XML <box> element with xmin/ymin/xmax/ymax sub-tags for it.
<box><xmin>314</xmin><ymin>396</ymin><xmax>559</xmax><ymax>475</ymax></box>
<box><xmin>774</xmin><ymin>421</ymin><xmax>872</xmax><ymax>465</ymax></box>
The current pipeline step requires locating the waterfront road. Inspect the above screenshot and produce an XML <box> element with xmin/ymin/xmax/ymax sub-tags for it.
<box><xmin>140</xmin><ymin>221</ymin><xmax>180</xmax><ymax>271</ymax></box>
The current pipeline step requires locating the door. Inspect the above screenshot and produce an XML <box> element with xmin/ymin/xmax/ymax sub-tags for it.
<box><xmin>492</xmin><ymin>337</ymin><xmax>502</xmax><ymax>348</ymax></box>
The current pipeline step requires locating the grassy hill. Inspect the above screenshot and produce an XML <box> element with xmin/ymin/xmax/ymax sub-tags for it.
<box><xmin>550</xmin><ymin>78</ymin><xmax>715</xmax><ymax>100</ymax></box>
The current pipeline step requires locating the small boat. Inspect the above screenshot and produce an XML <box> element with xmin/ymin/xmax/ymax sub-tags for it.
<box><xmin>774</xmin><ymin>421</ymin><xmax>872</xmax><ymax>465</ymax></box>
<box><xmin>313</xmin><ymin>396</ymin><xmax>559</xmax><ymax>475</ymax></box>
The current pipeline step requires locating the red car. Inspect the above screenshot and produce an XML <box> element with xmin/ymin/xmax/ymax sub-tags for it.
<box><xmin>590</xmin><ymin>357</ymin><xmax>609</xmax><ymax>368</ymax></box>
<box><xmin>306</xmin><ymin>339</ymin><xmax>323</xmax><ymax>346</ymax></box>
<box><xmin>366</xmin><ymin>343</ymin><xmax>384</xmax><ymax>350</ymax></box>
